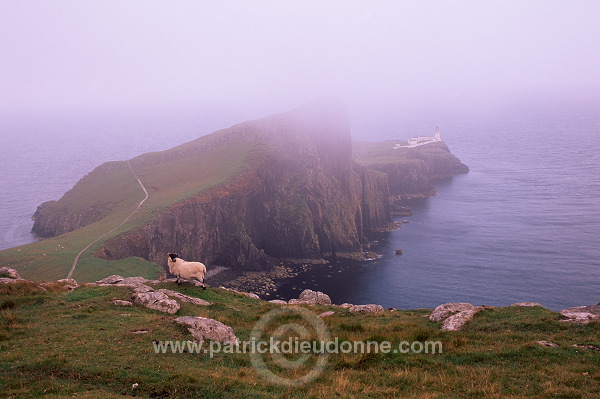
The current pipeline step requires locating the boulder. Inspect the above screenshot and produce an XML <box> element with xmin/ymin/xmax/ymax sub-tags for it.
<box><xmin>339</xmin><ymin>303</ymin><xmax>353</xmax><ymax>309</ymax></box>
<box><xmin>268</xmin><ymin>300</ymin><xmax>288</xmax><ymax>305</ymax></box>
<box><xmin>298</xmin><ymin>289</ymin><xmax>332</xmax><ymax>305</ymax></box>
<box><xmin>510</xmin><ymin>302</ymin><xmax>543</xmax><ymax>307</ymax></box>
<box><xmin>349</xmin><ymin>304</ymin><xmax>384</xmax><ymax>314</ymax></box>
<box><xmin>0</xmin><ymin>267</ymin><xmax>20</xmax><ymax>279</ymax></box>
<box><xmin>0</xmin><ymin>278</ymin><xmax>26</xmax><ymax>284</ymax></box>
<box><xmin>559</xmin><ymin>305</ymin><xmax>600</xmax><ymax>324</ymax></box>
<box><xmin>441</xmin><ymin>308</ymin><xmax>481</xmax><ymax>331</ymax></box>
<box><xmin>96</xmin><ymin>275</ymin><xmax>124</xmax><ymax>284</ymax></box>
<box><xmin>174</xmin><ymin>316</ymin><xmax>238</xmax><ymax>344</ymax></box>
<box><xmin>429</xmin><ymin>303</ymin><xmax>475</xmax><ymax>322</ymax></box>
<box><xmin>56</xmin><ymin>279</ymin><xmax>78</xmax><ymax>291</ymax></box>
<box><xmin>537</xmin><ymin>341</ymin><xmax>559</xmax><ymax>347</ymax></box>
<box><xmin>112</xmin><ymin>300</ymin><xmax>133</xmax><ymax>306</ymax></box>
<box><xmin>132</xmin><ymin>291</ymin><xmax>180</xmax><ymax>314</ymax></box>
<box><xmin>158</xmin><ymin>289</ymin><xmax>211</xmax><ymax>306</ymax></box>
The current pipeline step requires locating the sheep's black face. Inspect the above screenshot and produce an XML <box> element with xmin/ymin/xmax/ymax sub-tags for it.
<box><xmin>167</xmin><ymin>253</ymin><xmax>178</xmax><ymax>261</ymax></box>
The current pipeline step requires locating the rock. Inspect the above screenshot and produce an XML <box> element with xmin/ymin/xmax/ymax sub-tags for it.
<box><xmin>441</xmin><ymin>308</ymin><xmax>481</xmax><ymax>331</ymax></box>
<box><xmin>0</xmin><ymin>278</ymin><xmax>26</xmax><ymax>284</ymax></box>
<box><xmin>429</xmin><ymin>303</ymin><xmax>475</xmax><ymax>322</ymax></box>
<box><xmin>395</xmin><ymin>249</ymin><xmax>403</xmax><ymax>255</ymax></box>
<box><xmin>537</xmin><ymin>341</ymin><xmax>559</xmax><ymax>347</ymax></box>
<box><xmin>112</xmin><ymin>300</ymin><xmax>133</xmax><ymax>306</ymax></box>
<box><xmin>559</xmin><ymin>305</ymin><xmax>600</xmax><ymax>324</ymax></box>
<box><xmin>339</xmin><ymin>303</ymin><xmax>353</xmax><ymax>309</ymax></box>
<box><xmin>96</xmin><ymin>275</ymin><xmax>124</xmax><ymax>284</ymax></box>
<box><xmin>0</xmin><ymin>267</ymin><xmax>20</xmax><ymax>279</ymax></box>
<box><xmin>132</xmin><ymin>291</ymin><xmax>180</xmax><ymax>314</ymax></box>
<box><xmin>572</xmin><ymin>344</ymin><xmax>600</xmax><ymax>351</ymax></box>
<box><xmin>158</xmin><ymin>289</ymin><xmax>211</xmax><ymax>306</ymax></box>
<box><xmin>297</xmin><ymin>289</ymin><xmax>332</xmax><ymax>305</ymax></box>
<box><xmin>318</xmin><ymin>311</ymin><xmax>335</xmax><ymax>318</ymax></box>
<box><xmin>268</xmin><ymin>300</ymin><xmax>288</xmax><ymax>305</ymax></box>
<box><xmin>119</xmin><ymin>277</ymin><xmax>150</xmax><ymax>285</ymax></box>
<box><xmin>174</xmin><ymin>316</ymin><xmax>238</xmax><ymax>344</ymax></box>
<box><xmin>349</xmin><ymin>304</ymin><xmax>384</xmax><ymax>314</ymax></box>
<box><xmin>56</xmin><ymin>278</ymin><xmax>78</xmax><ymax>291</ymax></box>
<box><xmin>218</xmin><ymin>286</ymin><xmax>260</xmax><ymax>300</ymax></box>
<box><xmin>510</xmin><ymin>302</ymin><xmax>543</xmax><ymax>307</ymax></box>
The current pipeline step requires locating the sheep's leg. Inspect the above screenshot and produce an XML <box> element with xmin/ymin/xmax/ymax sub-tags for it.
<box><xmin>202</xmin><ymin>278</ymin><xmax>206</xmax><ymax>290</ymax></box>
<box><xmin>176</xmin><ymin>277</ymin><xmax>181</xmax><ymax>285</ymax></box>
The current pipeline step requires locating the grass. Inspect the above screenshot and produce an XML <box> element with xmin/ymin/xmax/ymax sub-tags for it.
<box><xmin>0</xmin><ymin>282</ymin><xmax>598</xmax><ymax>398</ymax></box>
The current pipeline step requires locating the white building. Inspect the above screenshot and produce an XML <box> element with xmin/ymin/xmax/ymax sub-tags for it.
<box><xmin>395</xmin><ymin>127</ymin><xmax>442</xmax><ymax>149</ymax></box>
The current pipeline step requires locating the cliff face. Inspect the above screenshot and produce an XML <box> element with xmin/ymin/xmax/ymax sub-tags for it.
<box><xmin>93</xmin><ymin>103</ymin><xmax>390</xmax><ymax>268</ymax></box>
<box><xmin>357</xmin><ymin>142</ymin><xmax>469</xmax><ymax>198</ymax></box>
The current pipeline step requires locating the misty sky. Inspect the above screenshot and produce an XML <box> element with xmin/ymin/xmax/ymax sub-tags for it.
<box><xmin>2</xmin><ymin>1</ymin><xmax>600</xmax><ymax>117</ymax></box>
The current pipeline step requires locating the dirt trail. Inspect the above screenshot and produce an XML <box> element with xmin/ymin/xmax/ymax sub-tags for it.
<box><xmin>66</xmin><ymin>160</ymin><xmax>149</xmax><ymax>280</ymax></box>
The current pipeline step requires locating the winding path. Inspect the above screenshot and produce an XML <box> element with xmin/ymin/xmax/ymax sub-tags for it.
<box><xmin>66</xmin><ymin>160</ymin><xmax>149</xmax><ymax>280</ymax></box>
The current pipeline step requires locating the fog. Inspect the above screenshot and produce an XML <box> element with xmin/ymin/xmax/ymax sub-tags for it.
<box><xmin>2</xmin><ymin>0</ymin><xmax>600</xmax><ymax>124</ymax></box>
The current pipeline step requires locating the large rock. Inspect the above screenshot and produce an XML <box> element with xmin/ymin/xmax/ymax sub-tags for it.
<box><xmin>175</xmin><ymin>316</ymin><xmax>238</xmax><ymax>344</ymax></box>
<box><xmin>298</xmin><ymin>289</ymin><xmax>332</xmax><ymax>305</ymax></box>
<box><xmin>132</xmin><ymin>291</ymin><xmax>180</xmax><ymax>314</ymax></box>
<box><xmin>96</xmin><ymin>275</ymin><xmax>124</xmax><ymax>284</ymax></box>
<box><xmin>429</xmin><ymin>303</ymin><xmax>475</xmax><ymax>322</ymax></box>
<box><xmin>441</xmin><ymin>308</ymin><xmax>481</xmax><ymax>331</ymax></box>
<box><xmin>0</xmin><ymin>267</ymin><xmax>20</xmax><ymax>279</ymax></box>
<box><xmin>560</xmin><ymin>305</ymin><xmax>600</xmax><ymax>324</ymax></box>
<box><xmin>268</xmin><ymin>299</ymin><xmax>288</xmax><ymax>305</ymax></box>
<box><xmin>349</xmin><ymin>304</ymin><xmax>384</xmax><ymax>314</ymax></box>
<box><xmin>158</xmin><ymin>289</ymin><xmax>211</xmax><ymax>306</ymax></box>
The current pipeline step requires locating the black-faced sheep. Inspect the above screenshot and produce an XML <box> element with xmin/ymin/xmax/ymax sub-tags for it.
<box><xmin>166</xmin><ymin>253</ymin><xmax>206</xmax><ymax>289</ymax></box>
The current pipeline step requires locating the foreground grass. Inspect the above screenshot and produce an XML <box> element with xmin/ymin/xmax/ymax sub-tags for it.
<box><xmin>0</xmin><ymin>282</ymin><xmax>598</xmax><ymax>398</ymax></box>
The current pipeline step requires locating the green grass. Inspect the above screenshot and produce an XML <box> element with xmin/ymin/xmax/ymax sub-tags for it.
<box><xmin>0</xmin><ymin>282</ymin><xmax>598</xmax><ymax>398</ymax></box>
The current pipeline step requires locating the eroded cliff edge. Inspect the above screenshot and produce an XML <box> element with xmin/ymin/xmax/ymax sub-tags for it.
<box><xmin>31</xmin><ymin>103</ymin><xmax>468</xmax><ymax>270</ymax></box>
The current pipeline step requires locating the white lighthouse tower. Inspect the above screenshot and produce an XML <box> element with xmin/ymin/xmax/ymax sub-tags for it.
<box><xmin>434</xmin><ymin>126</ymin><xmax>441</xmax><ymax>141</ymax></box>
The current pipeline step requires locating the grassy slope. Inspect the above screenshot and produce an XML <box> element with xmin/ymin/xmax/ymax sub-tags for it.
<box><xmin>0</xmin><ymin>136</ymin><xmax>258</xmax><ymax>282</ymax></box>
<box><xmin>0</xmin><ymin>282</ymin><xmax>598</xmax><ymax>398</ymax></box>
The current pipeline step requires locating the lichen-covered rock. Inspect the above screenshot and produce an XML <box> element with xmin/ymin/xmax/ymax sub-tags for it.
<box><xmin>510</xmin><ymin>302</ymin><xmax>543</xmax><ymax>307</ymax></box>
<box><xmin>339</xmin><ymin>303</ymin><xmax>353</xmax><ymax>309</ymax></box>
<box><xmin>429</xmin><ymin>303</ymin><xmax>475</xmax><ymax>322</ymax></box>
<box><xmin>112</xmin><ymin>300</ymin><xmax>133</xmax><ymax>306</ymax></box>
<box><xmin>349</xmin><ymin>304</ymin><xmax>384</xmax><ymax>314</ymax></box>
<box><xmin>298</xmin><ymin>289</ymin><xmax>332</xmax><ymax>305</ymax></box>
<box><xmin>175</xmin><ymin>316</ymin><xmax>238</xmax><ymax>344</ymax></box>
<box><xmin>560</xmin><ymin>305</ymin><xmax>600</xmax><ymax>324</ymax></box>
<box><xmin>55</xmin><ymin>279</ymin><xmax>78</xmax><ymax>291</ymax></box>
<box><xmin>132</xmin><ymin>291</ymin><xmax>180</xmax><ymax>314</ymax></box>
<box><xmin>158</xmin><ymin>289</ymin><xmax>211</xmax><ymax>306</ymax></box>
<box><xmin>441</xmin><ymin>308</ymin><xmax>481</xmax><ymax>331</ymax></box>
<box><xmin>96</xmin><ymin>275</ymin><xmax>124</xmax><ymax>284</ymax></box>
<box><xmin>0</xmin><ymin>267</ymin><xmax>20</xmax><ymax>279</ymax></box>
<box><xmin>268</xmin><ymin>299</ymin><xmax>288</xmax><ymax>305</ymax></box>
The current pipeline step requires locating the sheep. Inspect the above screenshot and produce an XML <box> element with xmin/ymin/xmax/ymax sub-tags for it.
<box><xmin>166</xmin><ymin>252</ymin><xmax>207</xmax><ymax>289</ymax></box>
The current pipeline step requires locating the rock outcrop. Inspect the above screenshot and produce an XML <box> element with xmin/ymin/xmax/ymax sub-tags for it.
<box><xmin>131</xmin><ymin>291</ymin><xmax>180</xmax><ymax>314</ymax></box>
<box><xmin>287</xmin><ymin>289</ymin><xmax>332</xmax><ymax>305</ymax></box>
<box><xmin>175</xmin><ymin>316</ymin><xmax>238</xmax><ymax>344</ymax></box>
<box><xmin>348</xmin><ymin>304</ymin><xmax>385</xmax><ymax>314</ymax></box>
<box><xmin>0</xmin><ymin>267</ymin><xmax>20</xmax><ymax>279</ymax></box>
<box><xmin>560</xmin><ymin>305</ymin><xmax>600</xmax><ymax>324</ymax></box>
<box><xmin>441</xmin><ymin>308</ymin><xmax>481</xmax><ymax>331</ymax></box>
<box><xmin>429</xmin><ymin>303</ymin><xmax>475</xmax><ymax>322</ymax></box>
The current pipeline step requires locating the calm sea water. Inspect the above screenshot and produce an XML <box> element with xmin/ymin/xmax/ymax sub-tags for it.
<box><xmin>1</xmin><ymin>104</ymin><xmax>599</xmax><ymax>310</ymax></box>
<box><xmin>275</xmin><ymin>104</ymin><xmax>600</xmax><ymax>310</ymax></box>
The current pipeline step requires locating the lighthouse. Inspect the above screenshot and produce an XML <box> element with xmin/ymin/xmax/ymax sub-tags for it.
<box><xmin>434</xmin><ymin>127</ymin><xmax>441</xmax><ymax>141</ymax></box>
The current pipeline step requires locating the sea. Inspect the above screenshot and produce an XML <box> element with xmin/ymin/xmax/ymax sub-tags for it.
<box><xmin>1</xmin><ymin>102</ymin><xmax>599</xmax><ymax>310</ymax></box>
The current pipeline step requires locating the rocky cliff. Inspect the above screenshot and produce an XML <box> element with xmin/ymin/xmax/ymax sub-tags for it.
<box><xmin>30</xmin><ymin>103</ymin><xmax>467</xmax><ymax>270</ymax></box>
